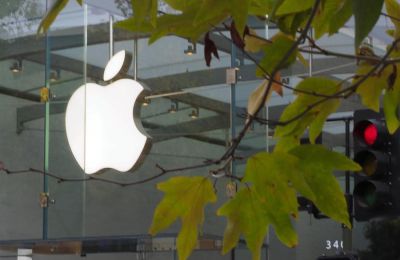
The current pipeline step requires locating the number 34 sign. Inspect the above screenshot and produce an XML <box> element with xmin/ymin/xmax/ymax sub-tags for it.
<box><xmin>325</xmin><ymin>240</ymin><xmax>344</xmax><ymax>250</ymax></box>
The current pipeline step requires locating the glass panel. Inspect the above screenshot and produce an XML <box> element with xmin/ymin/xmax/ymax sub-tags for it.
<box><xmin>0</xmin><ymin>0</ymin><xmax>46</xmax><ymax>240</ymax></box>
<box><xmin>46</xmin><ymin>0</ymin><xmax>85</xmax><ymax>238</ymax></box>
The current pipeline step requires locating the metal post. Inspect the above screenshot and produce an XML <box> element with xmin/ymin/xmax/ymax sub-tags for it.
<box><xmin>308</xmin><ymin>29</ymin><xmax>313</xmax><ymax>78</ymax></box>
<box><xmin>109</xmin><ymin>15</ymin><xmax>114</xmax><ymax>58</ymax></box>
<box><xmin>42</xmin><ymin>0</ymin><xmax>51</xmax><ymax>240</ymax></box>
<box><xmin>342</xmin><ymin>119</ymin><xmax>353</xmax><ymax>251</ymax></box>
<box><xmin>134</xmin><ymin>38</ymin><xmax>138</xmax><ymax>80</ymax></box>
<box><xmin>265</xmin><ymin>15</ymin><xmax>270</xmax><ymax>260</ymax></box>
<box><xmin>231</xmin><ymin>248</ymin><xmax>235</xmax><ymax>260</ymax></box>
<box><xmin>230</xmin><ymin>43</ymin><xmax>237</xmax><ymax>174</ymax></box>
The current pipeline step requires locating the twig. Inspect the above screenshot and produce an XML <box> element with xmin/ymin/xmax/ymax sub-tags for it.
<box><xmin>0</xmin><ymin>160</ymin><xmax>218</xmax><ymax>187</ymax></box>
<box><xmin>219</xmin><ymin>0</ymin><xmax>322</xmax><ymax>160</ymax></box>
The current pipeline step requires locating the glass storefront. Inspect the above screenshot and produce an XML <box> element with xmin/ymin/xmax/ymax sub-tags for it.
<box><xmin>0</xmin><ymin>1</ymin><xmax>396</xmax><ymax>259</ymax></box>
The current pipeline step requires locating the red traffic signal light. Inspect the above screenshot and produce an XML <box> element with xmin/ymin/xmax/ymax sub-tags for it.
<box><xmin>352</xmin><ymin>110</ymin><xmax>400</xmax><ymax>221</ymax></box>
<box><xmin>353</xmin><ymin>119</ymin><xmax>385</xmax><ymax>148</ymax></box>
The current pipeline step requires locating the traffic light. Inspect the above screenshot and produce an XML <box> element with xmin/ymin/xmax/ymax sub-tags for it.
<box><xmin>317</xmin><ymin>254</ymin><xmax>358</xmax><ymax>260</ymax></box>
<box><xmin>353</xmin><ymin>109</ymin><xmax>400</xmax><ymax>221</ymax></box>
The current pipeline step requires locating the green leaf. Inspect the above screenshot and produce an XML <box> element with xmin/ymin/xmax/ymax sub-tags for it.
<box><xmin>243</xmin><ymin>152</ymin><xmax>301</xmax><ymax>247</ymax></box>
<box><xmin>115</xmin><ymin>17</ymin><xmax>154</xmax><ymax>33</ymax></box>
<box><xmin>249</xmin><ymin>0</ymin><xmax>275</xmax><ymax>16</ymax></box>
<box><xmin>257</xmin><ymin>33</ymin><xmax>296</xmax><ymax>76</ymax></box>
<box><xmin>290</xmin><ymin>145</ymin><xmax>361</xmax><ymax>227</ymax></box>
<box><xmin>354</xmin><ymin>64</ymin><xmax>387</xmax><ymax>112</ymax></box>
<box><xmin>244</xmin><ymin>29</ymin><xmax>269</xmax><ymax>53</ymax></box>
<box><xmin>276</xmin><ymin>0</ymin><xmax>314</xmax><ymax>16</ymax></box>
<box><xmin>244</xmin><ymin>151</ymin><xmax>316</xmax><ymax>215</ymax></box>
<box><xmin>309</xmin><ymin>98</ymin><xmax>340</xmax><ymax>143</ymax></box>
<box><xmin>231</xmin><ymin>0</ymin><xmax>251</xmax><ymax>35</ymax></box>
<box><xmin>194</xmin><ymin>0</ymin><xmax>230</xmax><ymax>29</ymax></box>
<box><xmin>144</xmin><ymin>9</ymin><xmax>227</xmax><ymax>43</ymax></box>
<box><xmin>217</xmin><ymin>188</ymin><xmax>269</xmax><ymax>260</ymax></box>
<box><xmin>313</xmin><ymin>0</ymin><xmax>351</xmax><ymax>39</ymax></box>
<box><xmin>353</xmin><ymin>0</ymin><xmax>384</xmax><ymax>47</ymax></box>
<box><xmin>149</xmin><ymin>176</ymin><xmax>217</xmax><ymax>260</ymax></box>
<box><xmin>385</xmin><ymin>0</ymin><xmax>400</xmax><ymax>38</ymax></box>
<box><xmin>277</xmin><ymin>10</ymin><xmax>310</xmax><ymax>35</ymax></box>
<box><xmin>274</xmin><ymin>77</ymin><xmax>341</xmax><ymax>142</ymax></box>
<box><xmin>37</xmin><ymin>0</ymin><xmax>69</xmax><ymax>35</ymax></box>
<box><xmin>244</xmin><ymin>152</ymin><xmax>297</xmax><ymax>215</ymax></box>
<box><xmin>131</xmin><ymin>0</ymin><xmax>158</xmax><ymax>27</ymax></box>
<box><xmin>75</xmin><ymin>0</ymin><xmax>83</xmax><ymax>5</ymax></box>
<box><xmin>328</xmin><ymin>0</ymin><xmax>352</xmax><ymax>35</ymax></box>
<box><xmin>383</xmin><ymin>65</ymin><xmax>400</xmax><ymax>134</ymax></box>
<box><xmin>163</xmin><ymin>0</ymin><xmax>197</xmax><ymax>11</ymax></box>
<box><xmin>274</xmin><ymin>136</ymin><xmax>300</xmax><ymax>152</ymax></box>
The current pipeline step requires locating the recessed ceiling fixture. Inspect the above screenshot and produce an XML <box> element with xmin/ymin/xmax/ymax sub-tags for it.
<box><xmin>10</xmin><ymin>59</ymin><xmax>22</xmax><ymax>73</ymax></box>
<box><xmin>50</xmin><ymin>69</ymin><xmax>61</xmax><ymax>83</ymax></box>
<box><xmin>184</xmin><ymin>41</ymin><xmax>196</xmax><ymax>56</ymax></box>
<box><xmin>189</xmin><ymin>107</ymin><xmax>199</xmax><ymax>119</ymax></box>
<box><xmin>168</xmin><ymin>101</ymin><xmax>179</xmax><ymax>113</ymax></box>
<box><xmin>142</xmin><ymin>98</ymin><xmax>151</xmax><ymax>107</ymax></box>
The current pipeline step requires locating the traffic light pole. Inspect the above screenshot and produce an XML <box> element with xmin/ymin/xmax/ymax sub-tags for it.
<box><xmin>343</xmin><ymin>118</ymin><xmax>353</xmax><ymax>252</ymax></box>
<box><xmin>326</xmin><ymin>116</ymin><xmax>353</xmax><ymax>252</ymax></box>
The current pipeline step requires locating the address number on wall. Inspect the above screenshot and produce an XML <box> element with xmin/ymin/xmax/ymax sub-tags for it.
<box><xmin>325</xmin><ymin>240</ymin><xmax>343</xmax><ymax>250</ymax></box>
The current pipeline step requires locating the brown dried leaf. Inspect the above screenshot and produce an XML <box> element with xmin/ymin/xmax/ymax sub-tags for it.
<box><xmin>247</xmin><ymin>73</ymin><xmax>282</xmax><ymax>116</ymax></box>
<box><xmin>204</xmin><ymin>32</ymin><xmax>220</xmax><ymax>67</ymax></box>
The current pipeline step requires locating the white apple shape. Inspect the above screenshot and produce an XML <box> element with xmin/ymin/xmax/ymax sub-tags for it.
<box><xmin>65</xmin><ymin>50</ymin><xmax>151</xmax><ymax>174</ymax></box>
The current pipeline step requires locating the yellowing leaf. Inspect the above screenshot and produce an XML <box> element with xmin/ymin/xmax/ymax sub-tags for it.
<box><xmin>249</xmin><ymin>0</ymin><xmax>275</xmax><ymax>16</ymax></box>
<box><xmin>247</xmin><ymin>73</ymin><xmax>282</xmax><ymax>116</ymax></box>
<box><xmin>309</xmin><ymin>98</ymin><xmax>340</xmax><ymax>143</ymax></box>
<box><xmin>385</xmin><ymin>0</ymin><xmax>400</xmax><ymax>38</ymax></box>
<box><xmin>354</xmin><ymin>64</ymin><xmax>387</xmax><ymax>112</ymax></box>
<box><xmin>274</xmin><ymin>136</ymin><xmax>300</xmax><ymax>152</ymax></box>
<box><xmin>244</xmin><ymin>29</ymin><xmax>269</xmax><ymax>53</ymax></box>
<box><xmin>217</xmin><ymin>188</ymin><xmax>269</xmax><ymax>260</ymax></box>
<box><xmin>163</xmin><ymin>0</ymin><xmax>198</xmax><ymax>11</ymax></box>
<box><xmin>231</xmin><ymin>0</ymin><xmax>251</xmax><ymax>35</ymax></box>
<box><xmin>312</xmin><ymin>0</ymin><xmax>351</xmax><ymax>39</ymax></box>
<box><xmin>149</xmin><ymin>176</ymin><xmax>216</xmax><ymax>260</ymax></box>
<box><xmin>276</xmin><ymin>0</ymin><xmax>314</xmax><ymax>16</ymax></box>
<box><xmin>243</xmin><ymin>151</ymin><xmax>305</xmax><ymax>247</ymax></box>
<box><xmin>297</xmin><ymin>52</ymin><xmax>308</xmax><ymax>68</ymax></box>
<box><xmin>257</xmin><ymin>33</ymin><xmax>297</xmax><ymax>76</ymax></box>
<box><xmin>243</xmin><ymin>152</ymin><xmax>298</xmax><ymax>216</ymax></box>
<box><xmin>274</xmin><ymin>77</ymin><xmax>341</xmax><ymax>143</ymax></box>
<box><xmin>245</xmin><ymin>151</ymin><xmax>316</xmax><ymax>203</ymax></box>
<box><xmin>37</xmin><ymin>0</ymin><xmax>69</xmax><ymax>35</ymax></box>
<box><xmin>194</xmin><ymin>0</ymin><xmax>230</xmax><ymax>29</ymax></box>
<box><xmin>328</xmin><ymin>0</ymin><xmax>352</xmax><ymax>35</ymax></box>
<box><xmin>290</xmin><ymin>145</ymin><xmax>361</xmax><ymax>228</ymax></box>
<box><xmin>384</xmin><ymin>65</ymin><xmax>400</xmax><ymax>133</ymax></box>
<box><xmin>131</xmin><ymin>0</ymin><xmax>158</xmax><ymax>27</ymax></box>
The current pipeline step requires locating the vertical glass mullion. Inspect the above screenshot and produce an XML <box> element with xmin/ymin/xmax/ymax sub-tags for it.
<box><xmin>42</xmin><ymin>0</ymin><xmax>51</xmax><ymax>240</ymax></box>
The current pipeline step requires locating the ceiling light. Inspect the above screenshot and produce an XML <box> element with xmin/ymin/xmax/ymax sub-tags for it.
<box><xmin>10</xmin><ymin>59</ymin><xmax>22</xmax><ymax>73</ymax></box>
<box><xmin>184</xmin><ymin>41</ymin><xmax>196</xmax><ymax>56</ymax></box>
<box><xmin>189</xmin><ymin>107</ymin><xmax>199</xmax><ymax>119</ymax></box>
<box><xmin>50</xmin><ymin>69</ymin><xmax>61</xmax><ymax>83</ymax></box>
<box><xmin>142</xmin><ymin>98</ymin><xmax>151</xmax><ymax>107</ymax></box>
<box><xmin>168</xmin><ymin>101</ymin><xmax>179</xmax><ymax>113</ymax></box>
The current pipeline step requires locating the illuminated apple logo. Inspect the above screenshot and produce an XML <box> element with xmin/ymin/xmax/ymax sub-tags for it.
<box><xmin>65</xmin><ymin>50</ymin><xmax>151</xmax><ymax>174</ymax></box>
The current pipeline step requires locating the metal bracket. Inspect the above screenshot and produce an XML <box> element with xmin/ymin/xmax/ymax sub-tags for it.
<box><xmin>226</xmin><ymin>68</ymin><xmax>238</xmax><ymax>85</ymax></box>
<box><xmin>39</xmin><ymin>192</ymin><xmax>49</xmax><ymax>208</ymax></box>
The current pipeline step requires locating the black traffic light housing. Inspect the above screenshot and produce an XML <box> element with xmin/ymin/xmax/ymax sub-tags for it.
<box><xmin>317</xmin><ymin>254</ymin><xmax>358</xmax><ymax>260</ymax></box>
<box><xmin>353</xmin><ymin>109</ymin><xmax>400</xmax><ymax>221</ymax></box>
